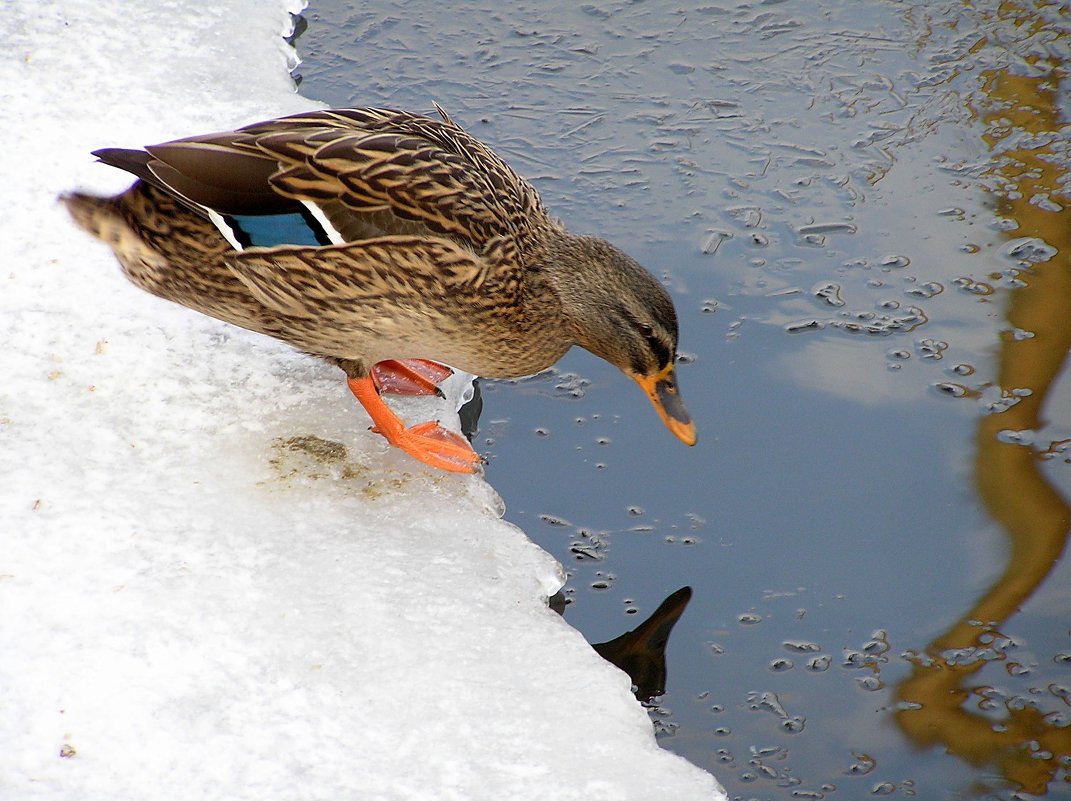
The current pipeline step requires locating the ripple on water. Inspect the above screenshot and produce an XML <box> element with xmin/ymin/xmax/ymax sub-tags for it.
<box><xmin>813</xmin><ymin>281</ymin><xmax>845</xmax><ymax>307</ymax></box>
<box><xmin>903</xmin><ymin>280</ymin><xmax>943</xmax><ymax>299</ymax></box>
<box><xmin>1004</xmin><ymin>236</ymin><xmax>1058</xmax><ymax>264</ymax></box>
<box><xmin>952</xmin><ymin>276</ymin><xmax>994</xmax><ymax>295</ymax></box>
<box><xmin>807</xmin><ymin>655</ymin><xmax>832</xmax><ymax>672</ymax></box>
<box><xmin>916</xmin><ymin>338</ymin><xmax>948</xmax><ymax>359</ymax></box>
<box><xmin>785</xmin><ymin>305</ymin><xmax>928</xmax><ymax>336</ymax></box>
<box><xmin>996</xmin><ymin>429</ymin><xmax>1036</xmax><ymax>446</ymax></box>
<box><xmin>932</xmin><ymin>381</ymin><xmax>970</xmax><ymax>398</ymax></box>
<box><xmin>784</xmin><ymin>640</ymin><xmax>823</xmax><ymax>653</ymax></box>
<box><xmin>797</xmin><ymin>221</ymin><xmax>859</xmax><ymax>236</ymax></box>
<box><xmin>880</xmin><ymin>254</ymin><xmax>911</xmax><ymax>269</ymax></box>
<box><xmin>747</xmin><ymin>690</ymin><xmax>788</xmax><ymax>718</ymax></box>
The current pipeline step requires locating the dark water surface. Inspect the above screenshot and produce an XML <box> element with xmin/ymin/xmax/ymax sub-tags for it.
<box><xmin>293</xmin><ymin>2</ymin><xmax>1071</xmax><ymax>798</ymax></box>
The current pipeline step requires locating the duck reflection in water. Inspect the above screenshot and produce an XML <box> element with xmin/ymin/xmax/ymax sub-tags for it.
<box><xmin>551</xmin><ymin>586</ymin><xmax>693</xmax><ymax>703</ymax></box>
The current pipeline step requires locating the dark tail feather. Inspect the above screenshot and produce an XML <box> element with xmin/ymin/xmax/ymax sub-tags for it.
<box><xmin>91</xmin><ymin>146</ymin><xmax>289</xmax><ymax>218</ymax></box>
<box><xmin>92</xmin><ymin>148</ymin><xmax>156</xmax><ymax>184</ymax></box>
<box><xmin>92</xmin><ymin>148</ymin><xmax>203</xmax><ymax>214</ymax></box>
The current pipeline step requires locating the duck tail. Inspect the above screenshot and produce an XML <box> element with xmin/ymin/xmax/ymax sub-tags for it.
<box><xmin>60</xmin><ymin>190</ymin><xmax>123</xmax><ymax>242</ymax></box>
<box><xmin>59</xmin><ymin>187</ymin><xmax>176</xmax><ymax>293</ymax></box>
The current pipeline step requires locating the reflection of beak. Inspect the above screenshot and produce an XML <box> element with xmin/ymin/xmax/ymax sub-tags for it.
<box><xmin>630</xmin><ymin>363</ymin><xmax>696</xmax><ymax>446</ymax></box>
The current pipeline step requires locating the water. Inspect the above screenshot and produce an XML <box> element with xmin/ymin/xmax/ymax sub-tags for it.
<box><xmin>290</xmin><ymin>1</ymin><xmax>1071</xmax><ymax>797</ymax></box>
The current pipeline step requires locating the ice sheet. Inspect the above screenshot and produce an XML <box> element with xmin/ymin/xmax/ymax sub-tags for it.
<box><xmin>0</xmin><ymin>1</ymin><xmax>723</xmax><ymax>798</ymax></box>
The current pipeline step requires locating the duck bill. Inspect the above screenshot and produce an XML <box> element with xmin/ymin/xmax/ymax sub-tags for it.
<box><xmin>630</xmin><ymin>364</ymin><xmax>696</xmax><ymax>446</ymax></box>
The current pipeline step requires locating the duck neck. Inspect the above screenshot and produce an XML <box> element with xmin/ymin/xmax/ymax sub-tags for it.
<box><xmin>529</xmin><ymin>230</ymin><xmax>618</xmax><ymax>357</ymax></box>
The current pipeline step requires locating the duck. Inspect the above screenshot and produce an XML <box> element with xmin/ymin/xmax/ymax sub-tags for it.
<box><xmin>62</xmin><ymin>105</ymin><xmax>695</xmax><ymax>473</ymax></box>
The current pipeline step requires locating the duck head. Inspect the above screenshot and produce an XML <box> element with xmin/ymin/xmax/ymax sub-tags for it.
<box><xmin>545</xmin><ymin>235</ymin><xmax>696</xmax><ymax>446</ymax></box>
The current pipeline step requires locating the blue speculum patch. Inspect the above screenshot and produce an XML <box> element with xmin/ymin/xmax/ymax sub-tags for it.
<box><xmin>225</xmin><ymin>211</ymin><xmax>330</xmax><ymax>248</ymax></box>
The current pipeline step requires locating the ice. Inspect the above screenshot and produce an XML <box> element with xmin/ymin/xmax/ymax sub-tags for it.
<box><xmin>0</xmin><ymin>1</ymin><xmax>723</xmax><ymax>798</ymax></box>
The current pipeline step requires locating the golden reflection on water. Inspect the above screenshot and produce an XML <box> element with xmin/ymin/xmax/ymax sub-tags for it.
<box><xmin>894</xmin><ymin>3</ymin><xmax>1071</xmax><ymax>794</ymax></box>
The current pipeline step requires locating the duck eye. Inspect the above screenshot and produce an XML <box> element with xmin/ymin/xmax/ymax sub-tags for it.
<box><xmin>635</xmin><ymin>322</ymin><xmax>672</xmax><ymax>368</ymax></box>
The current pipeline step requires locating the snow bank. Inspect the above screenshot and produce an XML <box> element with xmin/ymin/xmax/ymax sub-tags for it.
<box><xmin>0</xmin><ymin>1</ymin><xmax>723</xmax><ymax>799</ymax></box>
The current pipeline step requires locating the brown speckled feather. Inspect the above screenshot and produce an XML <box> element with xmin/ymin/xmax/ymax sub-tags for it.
<box><xmin>226</xmin><ymin>234</ymin><xmax>550</xmax><ymax>376</ymax></box>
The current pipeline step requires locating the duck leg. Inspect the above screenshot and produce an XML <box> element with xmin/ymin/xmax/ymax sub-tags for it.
<box><xmin>346</xmin><ymin>374</ymin><xmax>482</xmax><ymax>474</ymax></box>
<box><xmin>370</xmin><ymin>359</ymin><xmax>454</xmax><ymax>397</ymax></box>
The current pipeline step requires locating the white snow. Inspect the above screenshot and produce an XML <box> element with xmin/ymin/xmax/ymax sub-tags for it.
<box><xmin>0</xmin><ymin>1</ymin><xmax>724</xmax><ymax>799</ymax></box>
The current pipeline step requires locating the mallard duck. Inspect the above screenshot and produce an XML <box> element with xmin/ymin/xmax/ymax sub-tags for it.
<box><xmin>62</xmin><ymin>105</ymin><xmax>694</xmax><ymax>473</ymax></box>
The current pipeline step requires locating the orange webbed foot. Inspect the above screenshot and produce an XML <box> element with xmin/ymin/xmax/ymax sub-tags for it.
<box><xmin>381</xmin><ymin>420</ymin><xmax>483</xmax><ymax>473</ymax></box>
<box><xmin>346</xmin><ymin>374</ymin><xmax>481</xmax><ymax>474</ymax></box>
<box><xmin>371</xmin><ymin>359</ymin><xmax>454</xmax><ymax>397</ymax></box>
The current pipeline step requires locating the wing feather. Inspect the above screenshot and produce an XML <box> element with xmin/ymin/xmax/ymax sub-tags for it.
<box><xmin>124</xmin><ymin>107</ymin><xmax>550</xmax><ymax>250</ymax></box>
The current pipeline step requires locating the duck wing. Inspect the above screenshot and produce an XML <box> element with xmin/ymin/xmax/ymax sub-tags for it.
<box><xmin>118</xmin><ymin>106</ymin><xmax>550</xmax><ymax>249</ymax></box>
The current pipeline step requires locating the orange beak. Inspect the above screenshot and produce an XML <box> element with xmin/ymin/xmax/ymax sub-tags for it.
<box><xmin>630</xmin><ymin>363</ymin><xmax>696</xmax><ymax>446</ymax></box>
